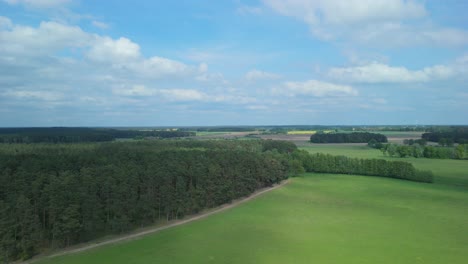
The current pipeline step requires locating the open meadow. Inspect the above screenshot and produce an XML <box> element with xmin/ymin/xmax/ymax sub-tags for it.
<box><xmin>37</xmin><ymin>166</ymin><xmax>468</xmax><ymax>263</ymax></box>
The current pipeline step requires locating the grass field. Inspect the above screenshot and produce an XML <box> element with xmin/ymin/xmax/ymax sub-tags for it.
<box><xmin>37</xmin><ymin>173</ymin><xmax>468</xmax><ymax>264</ymax></box>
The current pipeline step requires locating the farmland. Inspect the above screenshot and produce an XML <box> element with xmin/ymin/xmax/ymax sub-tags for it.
<box><xmin>34</xmin><ymin>133</ymin><xmax>468</xmax><ymax>264</ymax></box>
<box><xmin>286</xmin><ymin>130</ymin><xmax>317</xmax><ymax>135</ymax></box>
<box><xmin>37</xmin><ymin>171</ymin><xmax>468</xmax><ymax>264</ymax></box>
<box><xmin>1</xmin><ymin>129</ymin><xmax>466</xmax><ymax>263</ymax></box>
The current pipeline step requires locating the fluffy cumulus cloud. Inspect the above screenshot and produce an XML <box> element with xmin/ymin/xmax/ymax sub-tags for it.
<box><xmin>0</xmin><ymin>21</ymin><xmax>90</xmax><ymax>56</ymax></box>
<box><xmin>134</xmin><ymin>56</ymin><xmax>192</xmax><ymax>78</ymax></box>
<box><xmin>0</xmin><ymin>16</ymin><xmax>202</xmax><ymax>87</ymax></box>
<box><xmin>262</xmin><ymin>0</ymin><xmax>468</xmax><ymax>47</ymax></box>
<box><xmin>279</xmin><ymin>80</ymin><xmax>358</xmax><ymax>97</ymax></box>
<box><xmin>0</xmin><ymin>12</ymin><xmax>366</xmax><ymax>121</ymax></box>
<box><xmin>0</xmin><ymin>16</ymin><xmax>214</xmax><ymax>121</ymax></box>
<box><xmin>87</xmin><ymin>37</ymin><xmax>140</xmax><ymax>63</ymax></box>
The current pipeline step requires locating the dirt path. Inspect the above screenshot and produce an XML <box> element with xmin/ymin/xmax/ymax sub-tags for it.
<box><xmin>25</xmin><ymin>180</ymin><xmax>289</xmax><ymax>263</ymax></box>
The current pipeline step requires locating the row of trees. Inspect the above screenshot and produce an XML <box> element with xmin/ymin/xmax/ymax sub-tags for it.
<box><xmin>311</xmin><ymin>132</ymin><xmax>387</xmax><ymax>143</ymax></box>
<box><xmin>380</xmin><ymin>143</ymin><xmax>467</xmax><ymax>159</ymax></box>
<box><xmin>291</xmin><ymin>151</ymin><xmax>433</xmax><ymax>183</ymax></box>
<box><xmin>422</xmin><ymin>130</ymin><xmax>468</xmax><ymax>144</ymax></box>
<box><xmin>0</xmin><ymin>128</ymin><xmax>195</xmax><ymax>143</ymax></box>
<box><xmin>402</xmin><ymin>139</ymin><xmax>427</xmax><ymax>146</ymax></box>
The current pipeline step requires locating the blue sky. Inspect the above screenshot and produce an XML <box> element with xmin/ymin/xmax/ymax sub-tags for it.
<box><xmin>0</xmin><ymin>0</ymin><xmax>467</xmax><ymax>126</ymax></box>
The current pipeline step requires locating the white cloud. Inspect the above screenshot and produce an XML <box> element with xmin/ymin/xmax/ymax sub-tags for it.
<box><xmin>245</xmin><ymin>69</ymin><xmax>281</xmax><ymax>81</ymax></box>
<box><xmin>87</xmin><ymin>36</ymin><xmax>141</xmax><ymax>63</ymax></box>
<box><xmin>0</xmin><ymin>18</ymin><xmax>195</xmax><ymax>79</ymax></box>
<box><xmin>246</xmin><ymin>105</ymin><xmax>268</xmax><ymax>110</ymax></box>
<box><xmin>279</xmin><ymin>80</ymin><xmax>358</xmax><ymax>97</ymax></box>
<box><xmin>3</xmin><ymin>90</ymin><xmax>63</xmax><ymax>101</ymax></box>
<box><xmin>133</xmin><ymin>56</ymin><xmax>191</xmax><ymax>78</ymax></box>
<box><xmin>4</xmin><ymin>0</ymin><xmax>71</xmax><ymax>8</ymax></box>
<box><xmin>158</xmin><ymin>89</ymin><xmax>206</xmax><ymax>101</ymax></box>
<box><xmin>156</xmin><ymin>89</ymin><xmax>255</xmax><ymax>104</ymax></box>
<box><xmin>198</xmin><ymin>63</ymin><xmax>208</xmax><ymax>73</ymax></box>
<box><xmin>0</xmin><ymin>16</ymin><xmax>12</xmax><ymax>28</ymax></box>
<box><xmin>91</xmin><ymin>20</ymin><xmax>109</xmax><ymax>29</ymax></box>
<box><xmin>262</xmin><ymin>0</ymin><xmax>468</xmax><ymax>47</ymax></box>
<box><xmin>112</xmin><ymin>84</ymin><xmax>155</xmax><ymax>96</ymax></box>
<box><xmin>263</xmin><ymin>0</ymin><xmax>426</xmax><ymax>25</ymax></box>
<box><xmin>0</xmin><ymin>21</ymin><xmax>90</xmax><ymax>56</ymax></box>
<box><xmin>328</xmin><ymin>62</ymin><xmax>458</xmax><ymax>83</ymax></box>
<box><xmin>196</xmin><ymin>72</ymin><xmax>227</xmax><ymax>84</ymax></box>
<box><xmin>109</xmin><ymin>84</ymin><xmax>256</xmax><ymax>105</ymax></box>
<box><xmin>86</xmin><ymin>37</ymin><xmax>194</xmax><ymax>78</ymax></box>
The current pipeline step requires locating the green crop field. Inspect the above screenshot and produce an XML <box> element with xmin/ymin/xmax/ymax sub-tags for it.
<box><xmin>38</xmin><ymin>168</ymin><xmax>468</xmax><ymax>264</ymax></box>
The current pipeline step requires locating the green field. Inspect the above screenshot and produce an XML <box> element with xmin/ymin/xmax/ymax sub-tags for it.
<box><xmin>38</xmin><ymin>172</ymin><xmax>468</xmax><ymax>263</ymax></box>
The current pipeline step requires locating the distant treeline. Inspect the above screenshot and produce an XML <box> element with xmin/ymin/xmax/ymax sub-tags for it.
<box><xmin>422</xmin><ymin>130</ymin><xmax>468</xmax><ymax>144</ymax></box>
<box><xmin>180</xmin><ymin>127</ymin><xmax>256</xmax><ymax>132</ymax></box>
<box><xmin>310</xmin><ymin>132</ymin><xmax>387</xmax><ymax>143</ymax></box>
<box><xmin>379</xmin><ymin>143</ymin><xmax>467</xmax><ymax>160</ymax></box>
<box><xmin>0</xmin><ymin>127</ymin><xmax>195</xmax><ymax>143</ymax></box>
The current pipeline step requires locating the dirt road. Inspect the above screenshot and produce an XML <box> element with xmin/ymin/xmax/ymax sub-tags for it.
<box><xmin>25</xmin><ymin>180</ymin><xmax>289</xmax><ymax>263</ymax></box>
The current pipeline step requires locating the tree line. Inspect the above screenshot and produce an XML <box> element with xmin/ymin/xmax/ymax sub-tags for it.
<box><xmin>0</xmin><ymin>127</ymin><xmax>195</xmax><ymax>143</ymax></box>
<box><xmin>310</xmin><ymin>132</ymin><xmax>388</xmax><ymax>143</ymax></box>
<box><xmin>422</xmin><ymin>129</ymin><xmax>468</xmax><ymax>144</ymax></box>
<box><xmin>291</xmin><ymin>151</ymin><xmax>433</xmax><ymax>183</ymax></box>
<box><xmin>379</xmin><ymin>143</ymin><xmax>467</xmax><ymax>160</ymax></box>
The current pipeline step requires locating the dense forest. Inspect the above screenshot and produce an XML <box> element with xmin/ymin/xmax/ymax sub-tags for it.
<box><xmin>0</xmin><ymin>127</ymin><xmax>195</xmax><ymax>143</ymax></box>
<box><xmin>0</xmin><ymin>139</ymin><xmax>433</xmax><ymax>261</ymax></box>
<box><xmin>310</xmin><ymin>132</ymin><xmax>388</xmax><ymax>143</ymax></box>
<box><xmin>422</xmin><ymin>129</ymin><xmax>468</xmax><ymax>144</ymax></box>
<box><xmin>0</xmin><ymin>140</ymin><xmax>293</xmax><ymax>261</ymax></box>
